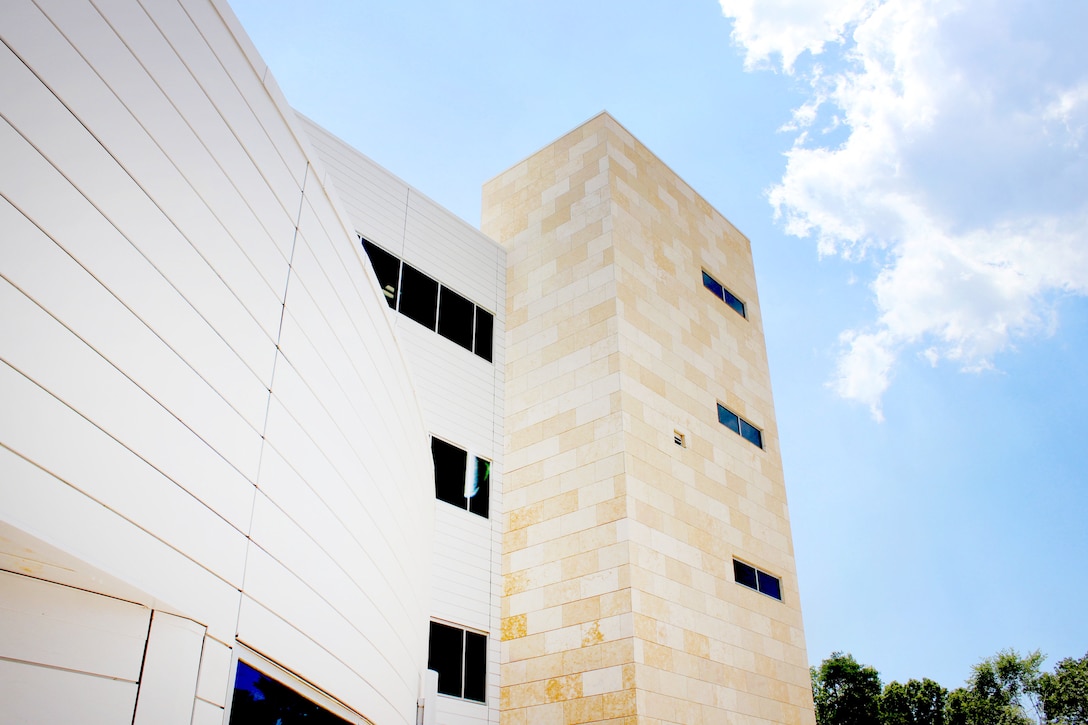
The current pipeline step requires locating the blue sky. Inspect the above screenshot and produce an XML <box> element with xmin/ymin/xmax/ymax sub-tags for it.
<box><xmin>230</xmin><ymin>0</ymin><xmax>1088</xmax><ymax>690</ymax></box>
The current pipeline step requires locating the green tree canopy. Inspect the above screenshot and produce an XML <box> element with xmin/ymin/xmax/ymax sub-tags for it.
<box><xmin>880</xmin><ymin>678</ymin><xmax>948</xmax><ymax>725</ymax></box>
<box><xmin>812</xmin><ymin>652</ymin><xmax>883</xmax><ymax>725</ymax></box>
<box><xmin>1038</xmin><ymin>652</ymin><xmax>1088</xmax><ymax>725</ymax></box>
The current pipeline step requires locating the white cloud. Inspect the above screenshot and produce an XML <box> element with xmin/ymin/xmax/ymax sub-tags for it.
<box><xmin>722</xmin><ymin>0</ymin><xmax>1088</xmax><ymax>418</ymax></box>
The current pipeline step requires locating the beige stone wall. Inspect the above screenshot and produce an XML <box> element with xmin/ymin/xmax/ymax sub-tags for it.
<box><xmin>484</xmin><ymin>113</ymin><xmax>814</xmax><ymax>725</ymax></box>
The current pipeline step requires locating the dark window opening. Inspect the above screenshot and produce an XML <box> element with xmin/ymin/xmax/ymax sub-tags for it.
<box><xmin>474</xmin><ymin>307</ymin><xmax>494</xmax><ymax>362</ymax></box>
<box><xmin>717</xmin><ymin>403</ymin><xmax>763</xmax><ymax>449</ymax></box>
<box><xmin>398</xmin><ymin>263</ymin><xmax>439</xmax><ymax>330</ymax></box>
<box><xmin>438</xmin><ymin>287</ymin><xmax>475</xmax><ymax>351</ymax></box>
<box><xmin>702</xmin><ymin>269</ymin><xmax>747</xmax><ymax>318</ymax></box>
<box><xmin>431</xmin><ymin>437</ymin><xmax>490</xmax><ymax>519</ymax></box>
<box><xmin>361</xmin><ymin>240</ymin><xmax>400</xmax><ymax>309</ymax></box>
<box><xmin>429</xmin><ymin>622</ymin><xmax>487</xmax><ymax>703</ymax></box>
<box><xmin>733</xmin><ymin>559</ymin><xmax>783</xmax><ymax>601</ymax></box>
<box><xmin>358</xmin><ymin>237</ymin><xmax>495</xmax><ymax>363</ymax></box>
<box><xmin>230</xmin><ymin>660</ymin><xmax>351</xmax><ymax>724</ymax></box>
<box><xmin>739</xmin><ymin>419</ymin><xmax>763</xmax><ymax>448</ymax></box>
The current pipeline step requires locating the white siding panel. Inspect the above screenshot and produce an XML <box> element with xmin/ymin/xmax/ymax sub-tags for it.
<box><xmin>195</xmin><ymin>636</ymin><xmax>234</xmax><ymax>709</ymax></box>
<box><xmin>0</xmin><ymin>191</ymin><xmax>264</xmax><ymax>481</ymax></box>
<box><xmin>27</xmin><ymin>0</ymin><xmax>295</xmax><ymax>268</ymax></box>
<box><xmin>0</xmin><ymin>570</ymin><xmax>150</xmax><ymax>681</ymax></box>
<box><xmin>181</xmin><ymin>0</ymin><xmax>311</xmax><ymax>191</ymax></box>
<box><xmin>248</xmin><ymin>493</ymin><xmax>417</xmax><ymax>672</ymax></box>
<box><xmin>132</xmin><ymin>612</ymin><xmax>206</xmax><ymax>725</ymax></box>
<box><xmin>236</xmin><ymin>594</ymin><xmax>406</xmax><ymax>725</ymax></box>
<box><xmin>0</xmin><ymin>348</ymin><xmax>248</xmax><ymax>587</ymax></box>
<box><xmin>0</xmin><ymin>659</ymin><xmax>139</xmax><ymax>725</ymax></box>
<box><xmin>0</xmin><ymin>14</ymin><xmax>282</xmax><ymax>383</ymax></box>
<box><xmin>0</xmin><ymin>273</ymin><xmax>256</xmax><ymax>533</ymax></box>
<box><xmin>0</xmin><ymin>445</ymin><xmax>242</xmax><ymax>641</ymax></box>
<box><xmin>191</xmin><ymin>698</ymin><xmax>225</xmax><ymax>725</ymax></box>
<box><xmin>253</xmin><ymin>446</ymin><xmax>425</xmax><ymax>641</ymax></box>
<box><xmin>0</xmin><ymin>0</ymin><xmax>291</xmax><ymax>326</ymax></box>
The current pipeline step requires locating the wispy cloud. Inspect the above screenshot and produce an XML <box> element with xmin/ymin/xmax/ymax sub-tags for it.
<box><xmin>720</xmin><ymin>0</ymin><xmax>1088</xmax><ymax>419</ymax></box>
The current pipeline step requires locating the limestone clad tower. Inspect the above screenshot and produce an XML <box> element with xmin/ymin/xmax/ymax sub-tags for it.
<box><xmin>483</xmin><ymin>113</ymin><xmax>815</xmax><ymax>724</ymax></box>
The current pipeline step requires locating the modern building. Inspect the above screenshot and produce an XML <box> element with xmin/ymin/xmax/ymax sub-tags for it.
<box><xmin>0</xmin><ymin>1</ymin><xmax>813</xmax><ymax>724</ymax></box>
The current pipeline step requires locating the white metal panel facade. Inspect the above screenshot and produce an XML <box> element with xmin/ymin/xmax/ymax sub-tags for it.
<box><xmin>1</xmin><ymin>0</ymin><xmax>436</xmax><ymax>724</ymax></box>
<box><xmin>301</xmin><ymin>116</ymin><xmax>506</xmax><ymax>725</ymax></box>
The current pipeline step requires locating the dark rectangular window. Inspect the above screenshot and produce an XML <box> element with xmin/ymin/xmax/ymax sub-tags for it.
<box><xmin>717</xmin><ymin>403</ymin><xmax>763</xmax><ymax>449</ymax></box>
<box><xmin>474</xmin><ymin>307</ymin><xmax>494</xmax><ymax>362</ymax></box>
<box><xmin>361</xmin><ymin>240</ymin><xmax>401</xmax><ymax>309</ymax></box>
<box><xmin>431</xmin><ymin>437</ymin><xmax>490</xmax><ymax>519</ymax></box>
<box><xmin>428</xmin><ymin>622</ymin><xmax>487</xmax><ymax>703</ymax></box>
<box><xmin>739</xmin><ymin>419</ymin><xmax>763</xmax><ymax>448</ymax></box>
<box><xmin>733</xmin><ymin>559</ymin><xmax>783</xmax><ymax>601</ymax></box>
<box><xmin>438</xmin><ymin>286</ymin><xmax>475</xmax><ymax>351</ymax></box>
<box><xmin>398</xmin><ymin>263</ymin><xmax>439</xmax><ymax>330</ymax></box>
<box><xmin>432</xmin><ymin>438</ymin><xmax>468</xmax><ymax>510</ymax></box>
<box><xmin>702</xmin><ymin>269</ymin><xmax>746</xmax><ymax>318</ymax></box>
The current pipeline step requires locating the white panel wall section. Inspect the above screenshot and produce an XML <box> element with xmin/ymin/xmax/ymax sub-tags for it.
<box><xmin>300</xmin><ymin>114</ymin><xmax>506</xmax><ymax>724</ymax></box>
<box><xmin>2</xmin><ymin>0</ymin><xmax>434</xmax><ymax>724</ymax></box>
<box><xmin>0</xmin><ymin>572</ymin><xmax>149</xmax><ymax>724</ymax></box>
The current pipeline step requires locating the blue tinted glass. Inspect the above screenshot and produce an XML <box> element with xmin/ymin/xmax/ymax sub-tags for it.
<box><xmin>702</xmin><ymin>271</ymin><xmax>724</xmax><ymax>300</ymax></box>
<box><xmin>722</xmin><ymin>289</ymin><xmax>746</xmax><ymax>318</ymax></box>
<box><xmin>757</xmin><ymin>570</ymin><xmax>782</xmax><ymax>600</ymax></box>
<box><xmin>717</xmin><ymin>404</ymin><xmax>740</xmax><ymax>434</ymax></box>
<box><xmin>733</xmin><ymin>559</ymin><xmax>758</xmax><ymax>590</ymax></box>
<box><xmin>739</xmin><ymin>420</ymin><xmax>763</xmax><ymax>448</ymax></box>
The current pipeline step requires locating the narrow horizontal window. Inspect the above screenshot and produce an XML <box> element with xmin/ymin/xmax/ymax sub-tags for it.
<box><xmin>358</xmin><ymin>237</ymin><xmax>494</xmax><ymax>363</ymax></box>
<box><xmin>702</xmin><ymin>269</ymin><xmax>746</xmax><ymax>318</ymax></box>
<box><xmin>733</xmin><ymin>559</ymin><xmax>783</xmax><ymax>601</ymax></box>
<box><xmin>717</xmin><ymin>403</ymin><xmax>763</xmax><ymax>449</ymax></box>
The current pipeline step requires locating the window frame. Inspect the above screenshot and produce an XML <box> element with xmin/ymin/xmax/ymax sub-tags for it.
<box><xmin>359</xmin><ymin>236</ymin><xmax>494</xmax><ymax>362</ymax></box>
<box><xmin>226</xmin><ymin>645</ymin><xmax>374</xmax><ymax>724</ymax></box>
<box><xmin>732</xmin><ymin>559</ymin><xmax>783</xmax><ymax>601</ymax></box>
<box><xmin>702</xmin><ymin>269</ymin><xmax>747</xmax><ymax>319</ymax></box>
<box><xmin>428</xmin><ymin>620</ymin><xmax>488</xmax><ymax>704</ymax></box>
<box><xmin>716</xmin><ymin>402</ymin><xmax>763</xmax><ymax>449</ymax></box>
<box><xmin>431</xmin><ymin>435</ymin><xmax>491</xmax><ymax>519</ymax></box>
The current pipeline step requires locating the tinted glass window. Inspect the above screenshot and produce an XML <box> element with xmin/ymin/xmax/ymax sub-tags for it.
<box><xmin>361</xmin><ymin>240</ymin><xmax>400</xmax><ymax>309</ymax></box>
<box><xmin>398</xmin><ymin>264</ymin><xmax>438</xmax><ymax>330</ymax></box>
<box><xmin>474</xmin><ymin>308</ymin><xmax>494</xmax><ymax>362</ymax></box>
<box><xmin>432</xmin><ymin>438</ymin><xmax>468</xmax><ymax>510</ymax></box>
<box><xmin>463</xmin><ymin>631</ymin><xmax>487</xmax><ymax>703</ymax></box>
<box><xmin>438</xmin><ymin>286</ymin><xmax>474</xmax><ymax>351</ymax></box>
<box><xmin>230</xmin><ymin>661</ymin><xmax>351</xmax><ymax>724</ymax></box>
<box><xmin>757</xmin><ymin>570</ymin><xmax>782</xmax><ymax>600</ymax></box>
<box><xmin>468</xmin><ymin>458</ymin><xmax>490</xmax><ymax>518</ymax></box>
<box><xmin>702</xmin><ymin>270</ymin><xmax>724</xmax><ymax>300</ymax></box>
<box><xmin>717</xmin><ymin>404</ymin><xmax>740</xmax><ymax>435</ymax></box>
<box><xmin>739</xmin><ymin>420</ymin><xmax>763</xmax><ymax>449</ymax></box>
<box><xmin>723</xmin><ymin>288</ymin><xmax>747</xmax><ymax>318</ymax></box>
<box><xmin>733</xmin><ymin>559</ymin><xmax>758</xmax><ymax>590</ymax></box>
<box><xmin>428</xmin><ymin>622</ymin><xmax>464</xmax><ymax>697</ymax></box>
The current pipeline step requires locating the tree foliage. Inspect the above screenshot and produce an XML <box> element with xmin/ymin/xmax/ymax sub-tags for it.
<box><xmin>811</xmin><ymin>652</ymin><xmax>883</xmax><ymax>725</ymax></box>
<box><xmin>811</xmin><ymin>649</ymin><xmax>1088</xmax><ymax>725</ymax></box>
<box><xmin>881</xmin><ymin>678</ymin><xmax>947</xmax><ymax>725</ymax></box>
<box><xmin>1038</xmin><ymin>653</ymin><xmax>1088</xmax><ymax>725</ymax></box>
